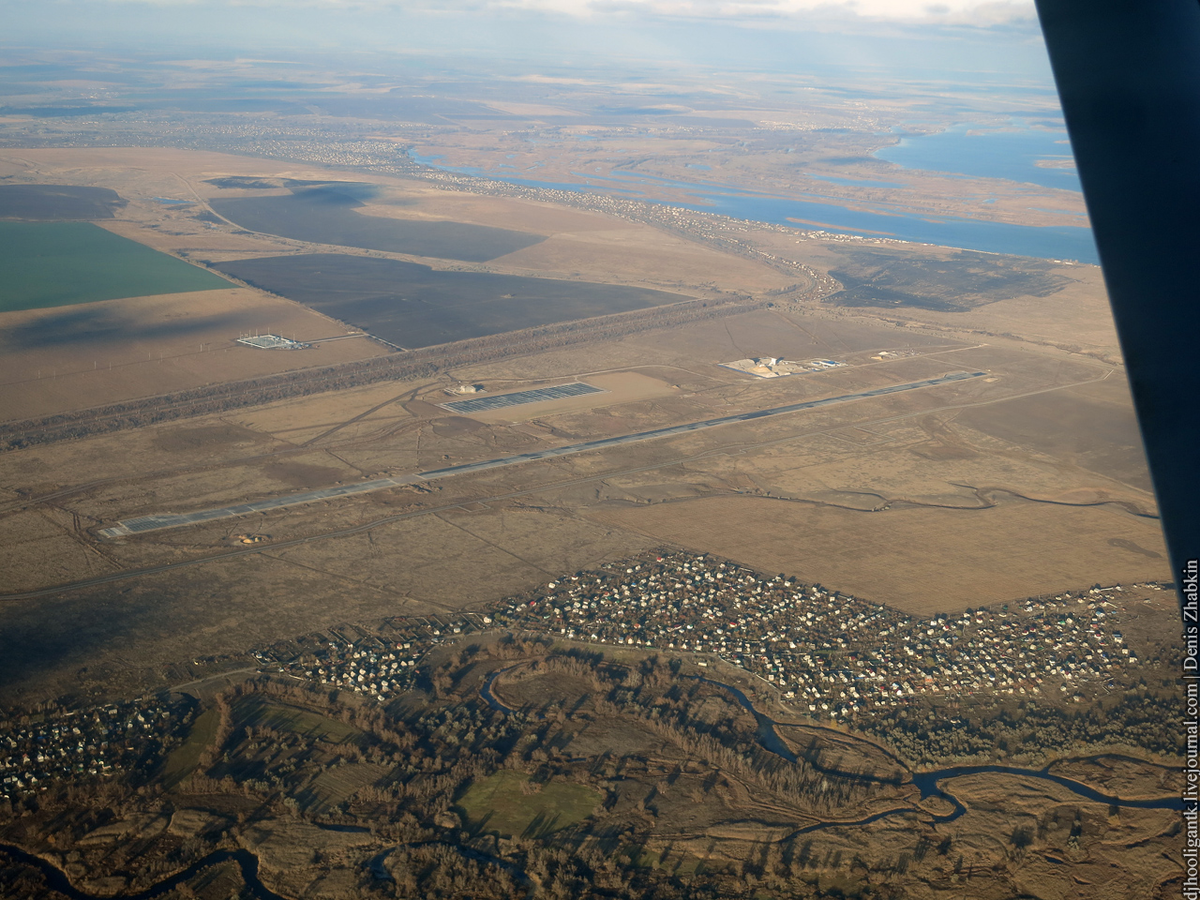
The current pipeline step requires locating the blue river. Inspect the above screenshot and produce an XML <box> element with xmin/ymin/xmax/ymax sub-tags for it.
<box><xmin>408</xmin><ymin>148</ymin><xmax>1098</xmax><ymax>264</ymax></box>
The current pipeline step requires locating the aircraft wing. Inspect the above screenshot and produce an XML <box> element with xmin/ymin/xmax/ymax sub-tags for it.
<box><xmin>1035</xmin><ymin>0</ymin><xmax>1200</xmax><ymax>609</ymax></box>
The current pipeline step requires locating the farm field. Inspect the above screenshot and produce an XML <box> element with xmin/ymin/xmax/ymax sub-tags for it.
<box><xmin>0</xmin><ymin>55</ymin><xmax>1186</xmax><ymax>900</ymax></box>
<box><xmin>0</xmin><ymin>221</ymin><xmax>230</xmax><ymax>312</ymax></box>
<box><xmin>209</xmin><ymin>182</ymin><xmax>547</xmax><ymax>261</ymax></box>
<box><xmin>0</xmin><ymin>147</ymin><xmax>1173</xmax><ymax>711</ymax></box>
<box><xmin>0</xmin><ymin>287</ymin><xmax>385</xmax><ymax>422</ymax></box>
<box><xmin>0</xmin><ymin>147</ymin><xmax>795</xmax><ymax>426</ymax></box>
<box><xmin>212</xmin><ymin>253</ymin><xmax>692</xmax><ymax>348</ymax></box>
<box><xmin>0</xmin><ymin>303</ymin><xmax>1172</xmax><ymax>702</ymax></box>
<box><xmin>0</xmin><ymin>183</ymin><xmax>125</xmax><ymax>220</ymax></box>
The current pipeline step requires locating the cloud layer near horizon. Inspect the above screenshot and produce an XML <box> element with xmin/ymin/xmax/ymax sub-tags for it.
<box><xmin>1</xmin><ymin>0</ymin><xmax>1050</xmax><ymax>79</ymax></box>
<box><xmin>363</xmin><ymin>0</ymin><xmax>1038</xmax><ymax>25</ymax></box>
<box><xmin>4</xmin><ymin>0</ymin><xmax>1040</xmax><ymax>24</ymax></box>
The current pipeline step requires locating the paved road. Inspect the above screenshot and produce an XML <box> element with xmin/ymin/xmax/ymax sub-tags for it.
<box><xmin>100</xmin><ymin>371</ymin><xmax>986</xmax><ymax>539</ymax></box>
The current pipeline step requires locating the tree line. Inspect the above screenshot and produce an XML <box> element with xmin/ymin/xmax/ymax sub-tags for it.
<box><xmin>1</xmin><ymin>297</ymin><xmax>771</xmax><ymax>452</ymax></box>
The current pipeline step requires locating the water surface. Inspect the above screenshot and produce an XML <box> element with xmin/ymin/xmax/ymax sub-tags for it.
<box><xmin>409</xmin><ymin>149</ymin><xmax>1097</xmax><ymax>263</ymax></box>
<box><xmin>877</xmin><ymin>120</ymin><xmax>1082</xmax><ymax>193</ymax></box>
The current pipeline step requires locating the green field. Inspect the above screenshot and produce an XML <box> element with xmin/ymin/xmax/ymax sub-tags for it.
<box><xmin>0</xmin><ymin>221</ymin><xmax>230</xmax><ymax>312</ymax></box>
<box><xmin>231</xmin><ymin>695</ymin><xmax>363</xmax><ymax>744</ymax></box>
<box><xmin>455</xmin><ymin>770</ymin><xmax>599</xmax><ymax>838</ymax></box>
<box><xmin>162</xmin><ymin>705</ymin><xmax>221</xmax><ymax>789</ymax></box>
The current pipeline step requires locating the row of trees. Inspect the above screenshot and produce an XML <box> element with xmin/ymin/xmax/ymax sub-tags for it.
<box><xmin>853</xmin><ymin>687</ymin><xmax>1184</xmax><ymax>767</ymax></box>
<box><xmin>0</xmin><ymin>296</ymin><xmax>766</xmax><ymax>451</ymax></box>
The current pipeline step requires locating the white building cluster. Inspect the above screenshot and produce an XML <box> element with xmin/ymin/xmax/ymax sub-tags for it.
<box><xmin>298</xmin><ymin>640</ymin><xmax>424</xmax><ymax>700</ymax></box>
<box><xmin>489</xmin><ymin>552</ymin><xmax>1139</xmax><ymax>720</ymax></box>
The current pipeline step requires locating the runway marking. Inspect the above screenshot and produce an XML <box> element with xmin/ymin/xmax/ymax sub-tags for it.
<box><xmin>99</xmin><ymin>371</ymin><xmax>986</xmax><ymax>539</ymax></box>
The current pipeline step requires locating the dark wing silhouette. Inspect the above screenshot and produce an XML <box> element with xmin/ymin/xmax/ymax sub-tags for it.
<box><xmin>1035</xmin><ymin>0</ymin><xmax>1200</xmax><ymax>605</ymax></box>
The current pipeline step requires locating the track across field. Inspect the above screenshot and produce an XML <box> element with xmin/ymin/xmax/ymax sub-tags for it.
<box><xmin>100</xmin><ymin>371</ymin><xmax>986</xmax><ymax>538</ymax></box>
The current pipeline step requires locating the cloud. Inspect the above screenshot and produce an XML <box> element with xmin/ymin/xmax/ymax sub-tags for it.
<box><xmin>51</xmin><ymin>0</ymin><xmax>1038</xmax><ymax>25</ymax></box>
<box><xmin>2</xmin><ymin>0</ymin><xmax>1048</xmax><ymax>74</ymax></box>
<box><xmin>565</xmin><ymin>0</ymin><xmax>1034</xmax><ymax>19</ymax></box>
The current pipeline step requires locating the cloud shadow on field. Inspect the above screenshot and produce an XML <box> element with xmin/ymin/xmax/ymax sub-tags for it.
<box><xmin>0</xmin><ymin>305</ymin><xmax>256</xmax><ymax>351</ymax></box>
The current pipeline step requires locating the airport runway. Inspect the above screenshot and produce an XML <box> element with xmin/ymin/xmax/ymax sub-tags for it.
<box><xmin>99</xmin><ymin>371</ymin><xmax>986</xmax><ymax>538</ymax></box>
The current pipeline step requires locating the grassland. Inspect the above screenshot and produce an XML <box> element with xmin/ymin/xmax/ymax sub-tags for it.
<box><xmin>230</xmin><ymin>694</ymin><xmax>363</xmax><ymax>745</ymax></box>
<box><xmin>0</xmin><ymin>147</ymin><xmax>1172</xmax><ymax>712</ymax></box>
<box><xmin>162</xmin><ymin>704</ymin><xmax>219</xmax><ymax>788</ymax></box>
<box><xmin>591</xmin><ymin>496</ymin><xmax>1169</xmax><ymax>615</ymax></box>
<box><xmin>0</xmin><ymin>146</ymin><xmax>792</xmax><ymax>426</ymax></box>
<box><xmin>456</xmin><ymin>770</ymin><xmax>600</xmax><ymax>838</ymax></box>
<box><xmin>0</xmin><ymin>287</ymin><xmax>386</xmax><ymax>423</ymax></box>
<box><xmin>0</xmin><ymin>222</ymin><xmax>230</xmax><ymax>312</ymax></box>
<box><xmin>0</xmin><ymin>58</ymin><xmax>1182</xmax><ymax>900</ymax></box>
<box><xmin>824</xmin><ymin>248</ymin><xmax>1069</xmax><ymax>312</ymax></box>
<box><xmin>0</xmin><ymin>303</ymin><xmax>1171</xmax><ymax>702</ymax></box>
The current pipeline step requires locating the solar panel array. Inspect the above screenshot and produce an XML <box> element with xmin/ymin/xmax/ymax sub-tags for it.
<box><xmin>442</xmin><ymin>382</ymin><xmax>604</xmax><ymax>414</ymax></box>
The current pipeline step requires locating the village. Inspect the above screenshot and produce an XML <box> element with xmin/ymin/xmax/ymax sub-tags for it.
<box><xmin>488</xmin><ymin>551</ymin><xmax>1141</xmax><ymax>717</ymax></box>
<box><xmin>0</xmin><ymin>550</ymin><xmax>1154</xmax><ymax>803</ymax></box>
<box><xmin>0</xmin><ymin>698</ymin><xmax>189</xmax><ymax>806</ymax></box>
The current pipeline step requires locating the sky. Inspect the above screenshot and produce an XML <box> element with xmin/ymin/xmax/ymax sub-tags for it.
<box><xmin>1</xmin><ymin>0</ymin><xmax>1053</xmax><ymax>82</ymax></box>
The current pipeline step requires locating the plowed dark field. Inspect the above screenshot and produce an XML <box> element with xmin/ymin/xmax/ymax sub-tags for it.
<box><xmin>0</xmin><ymin>184</ymin><xmax>125</xmax><ymax>220</ymax></box>
<box><xmin>213</xmin><ymin>253</ymin><xmax>691</xmax><ymax>347</ymax></box>
<box><xmin>210</xmin><ymin>184</ymin><xmax>545</xmax><ymax>261</ymax></box>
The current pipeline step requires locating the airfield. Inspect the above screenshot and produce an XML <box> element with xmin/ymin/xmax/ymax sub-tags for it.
<box><xmin>94</xmin><ymin>372</ymin><xmax>986</xmax><ymax>541</ymax></box>
<box><xmin>0</xmin><ymin>146</ymin><xmax>1172</xmax><ymax>705</ymax></box>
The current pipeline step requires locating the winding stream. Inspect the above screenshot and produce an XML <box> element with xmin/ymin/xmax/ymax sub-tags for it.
<box><xmin>696</xmin><ymin>676</ymin><xmax>1182</xmax><ymax>822</ymax></box>
<box><xmin>21</xmin><ymin>669</ymin><xmax>1172</xmax><ymax>898</ymax></box>
<box><xmin>486</xmin><ymin>667</ymin><xmax>1180</xmax><ymax>820</ymax></box>
<box><xmin>0</xmin><ymin>836</ymin><xmax>531</xmax><ymax>900</ymax></box>
<box><xmin>480</xmin><ymin>666</ymin><xmax>518</xmax><ymax>713</ymax></box>
<box><xmin>0</xmin><ymin>844</ymin><xmax>287</xmax><ymax>900</ymax></box>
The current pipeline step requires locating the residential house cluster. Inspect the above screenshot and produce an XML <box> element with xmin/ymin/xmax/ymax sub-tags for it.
<box><xmin>1</xmin><ymin>698</ymin><xmax>187</xmax><ymax>803</ymax></box>
<box><xmin>488</xmin><ymin>552</ymin><xmax>1139</xmax><ymax>720</ymax></box>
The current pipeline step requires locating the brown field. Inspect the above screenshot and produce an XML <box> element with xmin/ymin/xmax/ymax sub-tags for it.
<box><xmin>239</xmin><ymin>819</ymin><xmax>377</xmax><ymax>895</ymax></box>
<box><xmin>924</xmin><ymin>772</ymin><xmax>1178</xmax><ymax>900</ymax></box>
<box><xmin>754</xmin><ymin>234</ymin><xmax>1122</xmax><ymax>359</ymax></box>
<box><xmin>0</xmin><ymin>288</ymin><xmax>384</xmax><ymax>422</ymax></box>
<box><xmin>0</xmin><ymin>146</ymin><xmax>800</xmax><ymax>427</ymax></box>
<box><xmin>956</xmin><ymin>376</ymin><xmax>1152</xmax><ymax>491</ymax></box>
<box><xmin>0</xmin><ymin>67</ymin><xmax>1184</xmax><ymax>900</ymax></box>
<box><xmin>1047</xmin><ymin>755</ymin><xmax>1181</xmax><ymax>801</ymax></box>
<box><xmin>590</xmin><ymin>496</ymin><xmax>1169</xmax><ymax>613</ymax></box>
<box><xmin>2</xmin><ymin>147</ymin><xmax>793</xmax><ymax>298</ymax></box>
<box><xmin>491</xmin><ymin>222</ymin><xmax>785</xmax><ymax>291</ymax></box>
